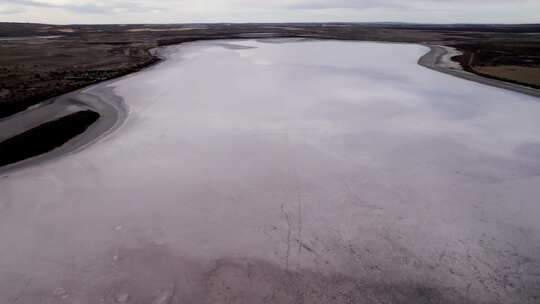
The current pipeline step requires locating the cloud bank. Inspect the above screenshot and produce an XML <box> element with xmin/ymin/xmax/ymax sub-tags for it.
<box><xmin>1</xmin><ymin>0</ymin><xmax>539</xmax><ymax>24</ymax></box>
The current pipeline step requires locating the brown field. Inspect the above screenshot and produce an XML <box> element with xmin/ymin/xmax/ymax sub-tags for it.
<box><xmin>473</xmin><ymin>66</ymin><xmax>540</xmax><ymax>88</ymax></box>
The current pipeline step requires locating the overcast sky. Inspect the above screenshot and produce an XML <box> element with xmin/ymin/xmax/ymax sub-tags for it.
<box><xmin>1</xmin><ymin>0</ymin><xmax>539</xmax><ymax>24</ymax></box>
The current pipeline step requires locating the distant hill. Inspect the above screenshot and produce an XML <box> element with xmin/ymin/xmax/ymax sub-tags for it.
<box><xmin>1</xmin><ymin>22</ymin><xmax>540</xmax><ymax>37</ymax></box>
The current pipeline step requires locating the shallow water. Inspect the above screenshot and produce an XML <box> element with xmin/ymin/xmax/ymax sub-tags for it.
<box><xmin>1</xmin><ymin>40</ymin><xmax>540</xmax><ymax>303</ymax></box>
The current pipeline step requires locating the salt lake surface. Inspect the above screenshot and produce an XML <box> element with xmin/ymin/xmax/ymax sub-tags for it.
<box><xmin>1</xmin><ymin>40</ymin><xmax>540</xmax><ymax>303</ymax></box>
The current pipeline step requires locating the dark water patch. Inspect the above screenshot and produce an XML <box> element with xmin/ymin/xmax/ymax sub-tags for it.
<box><xmin>0</xmin><ymin>110</ymin><xmax>99</xmax><ymax>167</ymax></box>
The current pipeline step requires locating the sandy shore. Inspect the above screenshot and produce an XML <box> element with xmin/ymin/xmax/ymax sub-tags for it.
<box><xmin>418</xmin><ymin>44</ymin><xmax>540</xmax><ymax>98</ymax></box>
<box><xmin>0</xmin><ymin>83</ymin><xmax>127</xmax><ymax>174</ymax></box>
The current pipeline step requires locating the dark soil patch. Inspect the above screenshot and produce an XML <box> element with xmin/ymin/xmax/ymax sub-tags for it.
<box><xmin>0</xmin><ymin>110</ymin><xmax>99</xmax><ymax>167</ymax></box>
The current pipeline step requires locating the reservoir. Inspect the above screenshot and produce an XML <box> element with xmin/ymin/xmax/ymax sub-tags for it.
<box><xmin>1</xmin><ymin>40</ymin><xmax>540</xmax><ymax>303</ymax></box>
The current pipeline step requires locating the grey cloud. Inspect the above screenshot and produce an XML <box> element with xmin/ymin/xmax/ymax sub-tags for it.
<box><xmin>0</xmin><ymin>6</ymin><xmax>24</xmax><ymax>14</ymax></box>
<box><xmin>3</xmin><ymin>0</ymin><xmax>159</xmax><ymax>14</ymax></box>
<box><xmin>2</xmin><ymin>0</ymin><xmax>537</xmax><ymax>23</ymax></box>
<box><xmin>287</xmin><ymin>0</ymin><xmax>408</xmax><ymax>10</ymax></box>
<box><xmin>2</xmin><ymin>0</ymin><xmax>531</xmax><ymax>15</ymax></box>
<box><xmin>284</xmin><ymin>0</ymin><xmax>520</xmax><ymax>10</ymax></box>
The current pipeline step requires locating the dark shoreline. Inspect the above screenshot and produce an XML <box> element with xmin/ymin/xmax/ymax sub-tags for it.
<box><xmin>0</xmin><ymin>56</ymin><xmax>161</xmax><ymax>120</ymax></box>
<box><xmin>418</xmin><ymin>45</ymin><xmax>540</xmax><ymax>98</ymax></box>
<box><xmin>0</xmin><ymin>84</ymin><xmax>128</xmax><ymax>174</ymax></box>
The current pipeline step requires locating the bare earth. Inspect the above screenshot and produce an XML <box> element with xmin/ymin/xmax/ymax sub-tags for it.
<box><xmin>474</xmin><ymin>66</ymin><xmax>540</xmax><ymax>87</ymax></box>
